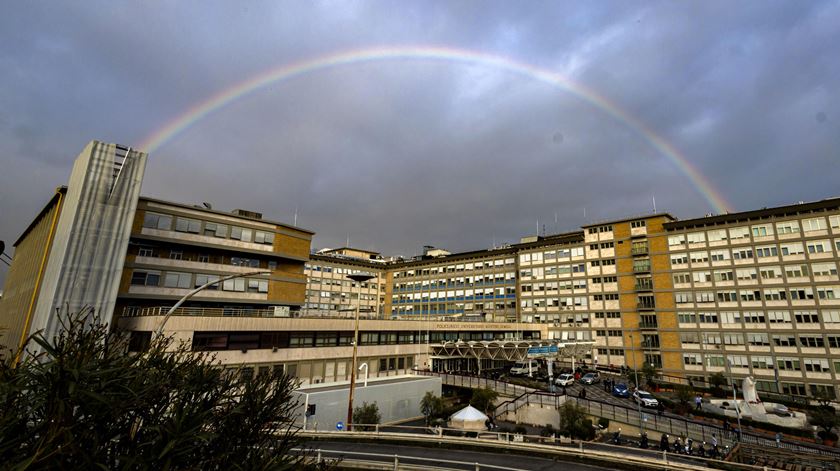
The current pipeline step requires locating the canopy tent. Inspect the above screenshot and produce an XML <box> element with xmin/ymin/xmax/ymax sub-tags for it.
<box><xmin>448</xmin><ymin>405</ymin><xmax>489</xmax><ymax>431</ymax></box>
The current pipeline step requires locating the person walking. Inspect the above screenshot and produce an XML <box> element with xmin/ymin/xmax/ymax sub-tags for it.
<box><xmin>694</xmin><ymin>394</ymin><xmax>703</xmax><ymax>411</ymax></box>
<box><xmin>660</xmin><ymin>434</ymin><xmax>669</xmax><ymax>451</ymax></box>
<box><xmin>775</xmin><ymin>432</ymin><xmax>782</xmax><ymax>447</ymax></box>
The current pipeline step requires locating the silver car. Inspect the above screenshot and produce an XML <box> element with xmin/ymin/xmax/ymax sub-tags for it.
<box><xmin>633</xmin><ymin>390</ymin><xmax>659</xmax><ymax>408</ymax></box>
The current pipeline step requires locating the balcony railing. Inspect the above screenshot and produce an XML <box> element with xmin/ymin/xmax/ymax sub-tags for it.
<box><xmin>631</xmin><ymin>246</ymin><xmax>649</xmax><ymax>256</ymax></box>
<box><xmin>634</xmin><ymin>281</ymin><xmax>653</xmax><ymax>291</ymax></box>
<box><xmin>632</xmin><ymin>264</ymin><xmax>651</xmax><ymax>273</ymax></box>
<box><xmin>636</xmin><ymin>303</ymin><xmax>656</xmax><ymax>310</ymax></box>
<box><xmin>638</xmin><ymin>322</ymin><xmax>659</xmax><ymax>329</ymax></box>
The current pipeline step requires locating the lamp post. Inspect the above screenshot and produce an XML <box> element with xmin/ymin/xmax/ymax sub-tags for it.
<box><xmin>154</xmin><ymin>269</ymin><xmax>270</xmax><ymax>337</ymax></box>
<box><xmin>629</xmin><ymin>333</ymin><xmax>645</xmax><ymax>435</ymax></box>
<box><xmin>726</xmin><ymin>359</ymin><xmax>742</xmax><ymax>442</ymax></box>
<box><xmin>346</xmin><ymin>273</ymin><xmax>375</xmax><ymax>430</ymax></box>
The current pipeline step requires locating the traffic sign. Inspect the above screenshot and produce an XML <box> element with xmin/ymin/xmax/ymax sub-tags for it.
<box><xmin>336</xmin><ymin>421</ymin><xmax>344</xmax><ymax>431</ymax></box>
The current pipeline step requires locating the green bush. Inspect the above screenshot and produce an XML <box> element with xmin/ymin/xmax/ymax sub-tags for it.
<box><xmin>598</xmin><ymin>417</ymin><xmax>610</xmax><ymax>429</ymax></box>
<box><xmin>352</xmin><ymin>402</ymin><xmax>381</xmax><ymax>431</ymax></box>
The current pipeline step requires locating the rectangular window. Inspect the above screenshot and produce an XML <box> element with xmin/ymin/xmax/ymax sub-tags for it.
<box><xmin>776</xmin><ymin>221</ymin><xmax>800</xmax><ymax>235</ymax></box>
<box><xmin>254</xmin><ymin>231</ymin><xmax>275</xmax><ymax>245</ymax></box>
<box><xmin>131</xmin><ymin>270</ymin><xmax>161</xmax><ymax>286</ymax></box>
<box><xmin>781</xmin><ymin>243</ymin><xmax>805</xmax><ymax>256</ymax></box>
<box><xmin>668</xmin><ymin>235</ymin><xmax>686</xmax><ymax>246</ymax></box>
<box><xmin>204</xmin><ymin>222</ymin><xmax>228</xmax><ymax>238</ymax></box>
<box><xmin>175</xmin><ymin>217</ymin><xmax>201</xmax><ymax>233</ymax></box>
<box><xmin>142</xmin><ymin>212</ymin><xmax>172</xmax><ymax>230</ymax></box>
<box><xmin>803</xmin><ymin>217</ymin><xmax>827</xmax><ymax>232</ymax></box>
<box><xmin>709</xmin><ymin>249</ymin><xmax>729</xmax><ymax>261</ymax></box>
<box><xmin>630</xmin><ymin>220</ymin><xmax>646</xmax><ymax>228</ymax></box>
<box><xmin>163</xmin><ymin>271</ymin><xmax>192</xmax><ymax>289</ymax></box>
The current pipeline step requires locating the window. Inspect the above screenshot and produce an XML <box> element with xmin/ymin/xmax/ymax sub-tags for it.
<box><xmin>687</xmin><ymin>232</ymin><xmax>706</xmax><ymax>244</ymax></box>
<box><xmin>803</xmin><ymin>217</ymin><xmax>827</xmax><ymax>232</ymax></box>
<box><xmin>768</xmin><ymin>311</ymin><xmax>791</xmax><ymax>323</ymax></box>
<box><xmin>675</xmin><ymin>292</ymin><xmax>693</xmax><ymax>304</ymax></box>
<box><xmin>755</xmin><ymin>246</ymin><xmax>778</xmax><ymax>258</ymax></box>
<box><xmin>204</xmin><ymin>222</ymin><xmax>228</xmax><ymax>238</ymax></box>
<box><xmin>169</xmin><ymin>250</ymin><xmax>183</xmax><ymax>260</ymax></box>
<box><xmin>222</xmin><ymin>278</ymin><xmax>246</xmax><ymax>292</ymax></box>
<box><xmin>729</xmin><ymin>227</ymin><xmax>750</xmax><ymax>239</ymax></box>
<box><xmin>751</xmin><ymin>356</ymin><xmax>773</xmax><ymax>369</ymax></box>
<box><xmin>736</xmin><ymin>268</ymin><xmax>757</xmax><ymax>280</ymax></box>
<box><xmin>175</xmin><ymin>217</ymin><xmax>201</xmax><ymax>233</ymax></box>
<box><xmin>678</xmin><ymin>312</ymin><xmax>696</xmax><ymax>323</ymax></box>
<box><xmin>230</xmin><ymin>226</ymin><xmax>253</xmax><ymax>242</ymax></box>
<box><xmin>747</xmin><ymin>333</ymin><xmax>770</xmax><ymax>346</ymax></box>
<box><xmin>818</xmin><ymin>286</ymin><xmax>840</xmax><ymax>300</ymax></box>
<box><xmin>709</xmin><ymin>249</ymin><xmax>729</xmax><ymax>261</ymax></box>
<box><xmin>668</xmin><ymin>235</ymin><xmax>686</xmax><ymax>247</ymax></box>
<box><xmin>142</xmin><ymin>212</ymin><xmax>172</xmax><ymax>230</ymax></box>
<box><xmin>776</xmin><ymin>358</ymin><xmax>801</xmax><ymax>371</ymax></box>
<box><xmin>131</xmin><ymin>270</ymin><xmax>160</xmax><ymax>286</ymax></box>
<box><xmin>732</xmin><ymin>248</ymin><xmax>753</xmax><ymax>260</ymax></box>
<box><xmin>760</xmin><ymin>266</ymin><xmax>781</xmax><ymax>280</ymax></box>
<box><xmin>751</xmin><ymin>225</ymin><xmax>772</xmax><ymax>237</ymax></box>
<box><xmin>785</xmin><ymin>265</ymin><xmax>809</xmax><ymax>279</ymax></box>
<box><xmin>717</xmin><ymin>291</ymin><xmax>737</xmax><ymax>302</ymax></box>
<box><xmin>683</xmin><ymin>353</ymin><xmax>702</xmax><ymax>366</ymax></box>
<box><xmin>631</xmin><ymin>220</ymin><xmax>646</xmax><ymax>228</ymax></box>
<box><xmin>707</xmin><ymin>229</ymin><xmax>728</xmax><ymax>242</ymax></box>
<box><xmin>812</xmin><ymin>262</ymin><xmax>838</xmax><ymax>276</ymax></box>
<box><xmin>194</xmin><ymin>274</ymin><xmax>220</xmax><ymax>289</ymax></box>
<box><xmin>138</xmin><ymin>247</ymin><xmax>156</xmax><ymax>257</ymax></box>
<box><xmin>764</xmin><ymin>288</ymin><xmax>787</xmax><ymax>300</ymax></box>
<box><xmin>163</xmin><ymin>271</ymin><xmax>192</xmax><ymax>289</ymax></box>
<box><xmin>671</xmin><ymin>253</ymin><xmax>688</xmax><ymax>265</ymax></box>
<box><xmin>673</xmin><ymin>273</ymin><xmax>691</xmax><ymax>284</ymax></box>
<box><xmin>713</xmin><ymin>270</ymin><xmax>733</xmax><ymax>282</ymax></box>
<box><xmin>799</xmin><ymin>336</ymin><xmax>825</xmax><ymax>348</ymax></box>
<box><xmin>781</xmin><ymin>243</ymin><xmax>805</xmax><ymax>256</ymax></box>
<box><xmin>690</xmin><ymin>252</ymin><xmax>709</xmax><ymax>263</ymax></box>
<box><xmin>773</xmin><ymin>335</ymin><xmax>797</xmax><ymax>346</ymax></box>
<box><xmin>776</xmin><ymin>221</ymin><xmax>800</xmax><ymax>235</ymax></box>
<box><xmin>807</xmin><ymin>240</ymin><xmax>830</xmax><ymax>254</ymax></box>
<box><xmin>790</xmin><ymin>288</ymin><xmax>814</xmax><ymax>300</ymax></box>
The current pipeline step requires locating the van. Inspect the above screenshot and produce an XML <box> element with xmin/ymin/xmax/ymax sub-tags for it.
<box><xmin>509</xmin><ymin>361</ymin><xmax>537</xmax><ymax>376</ymax></box>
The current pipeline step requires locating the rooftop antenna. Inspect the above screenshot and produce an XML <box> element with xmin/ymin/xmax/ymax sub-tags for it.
<box><xmin>554</xmin><ymin>212</ymin><xmax>558</xmax><ymax>234</ymax></box>
<box><xmin>652</xmin><ymin>195</ymin><xmax>657</xmax><ymax>214</ymax></box>
<box><xmin>346</xmin><ymin>233</ymin><xmax>350</xmax><ymax>248</ymax></box>
<box><xmin>293</xmin><ymin>205</ymin><xmax>298</xmax><ymax>226</ymax></box>
<box><xmin>583</xmin><ymin>207</ymin><xmax>586</xmax><ymax>220</ymax></box>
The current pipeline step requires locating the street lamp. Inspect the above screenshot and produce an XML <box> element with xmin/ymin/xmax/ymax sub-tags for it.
<box><xmin>346</xmin><ymin>273</ymin><xmax>375</xmax><ymax>430</ymax></box>
<box><xmin>726</xmin><ymin>359</ymin><xmax>742</xmax><ymax>442</ymax></box>
<box><xmin>629</xmin><ymin>333</ymin><xmax>645</xmax><ymax>435</ymax></box>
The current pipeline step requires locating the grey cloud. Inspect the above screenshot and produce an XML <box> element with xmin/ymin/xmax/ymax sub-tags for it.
<box><xmin>2</xmin><ymin>1</ymin><xmax>840</xmax><ymax>287</ymax></box>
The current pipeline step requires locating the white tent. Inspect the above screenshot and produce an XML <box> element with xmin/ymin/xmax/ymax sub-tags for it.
<box><xmin>448</xmin><ymin>405</ymin><xmax>489</xmax><ymax>431</ymax></box>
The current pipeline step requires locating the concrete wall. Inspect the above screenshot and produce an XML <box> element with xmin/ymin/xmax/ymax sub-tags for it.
<box><xmin>294</xmin><ymin>375</ymin><xmax>441</xmax><ymax>431</ymax></box>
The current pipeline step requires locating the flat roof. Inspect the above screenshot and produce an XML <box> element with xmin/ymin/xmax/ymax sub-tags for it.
<box><xmin>581</xmin><ymin>212</ymin><xmax>675</xmax><ymax>228</ymax></box>
<box><xmin>664</xmin><ymin>197</ymin><xmax>840</xmax><ymax>230</ymax></box>
<box><xmin>139</xmin><ymin>195</ymin><xmax>315</xmax><ymax>235</ymax></box>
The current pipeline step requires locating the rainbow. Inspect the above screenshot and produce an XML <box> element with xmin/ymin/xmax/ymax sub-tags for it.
<box><xmin>138</xmin><ymin>45</ymin><xmax>732</xmax><ymax>213</ymax></box>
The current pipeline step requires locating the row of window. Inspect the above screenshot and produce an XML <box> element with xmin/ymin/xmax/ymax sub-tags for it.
<box><xmin>680</xmin><ymin>331</ymin><xmax>840</xmax><ymax>348</ymax></box>
<box><xmin>674</xmin><ymin>287</ymin><xmax>840</xmax><ymax>303</ymax></box>
<box><xmin>673</xmin><ymin>262</ymin><xmax>839</xmax><ymax>284</ymax></box>
<box><xmin>131</xmin><ymin>269</ymin><xmax>269</xmax><ymax>293</ymax></box>
<box><xmin>394</xmin><ymin>273</ymin><xmax>516</xmax><ymax>290</ymax></box>
<box><xmin>393</xmin><ymin>259</ymin><xmax>516</xmax><ymax>278</ymax></box>
<box><xmin>682</xmin><ymin>353</ymin><xmax>840</xmax><ymax>374</ymax></box>
<box><xmin>676</xmin><ymin>309</ymin><xmax>840</xmax><ymax>325</ymax></box>
<box><xmin>668</xmin><ymin>216</ymin><xmax>840</xmax><ymax>247</ymax></box>
<box><xmin>670</xmin><ymin>240</ymin><xmax>840</xmax><ymax>265</ymax></box>
<box><xmin>143</xmin><ymin>212</ymin><xmax>276</xmax><ymax>245</ymax></box>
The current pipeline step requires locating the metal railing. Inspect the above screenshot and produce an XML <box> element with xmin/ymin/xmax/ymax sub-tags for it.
<box><xmin>421</xmin><ymin>371</ymin><xmax>840</xmax><ymax>461</ymax></box>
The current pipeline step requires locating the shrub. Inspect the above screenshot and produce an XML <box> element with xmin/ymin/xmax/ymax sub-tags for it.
<box><xmin>352</xmin><ymin>402</ymin><xmax>381</xmax><ymax>431</ymax></box>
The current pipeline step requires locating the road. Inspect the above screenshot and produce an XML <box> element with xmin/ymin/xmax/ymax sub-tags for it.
<box><xmin>304</xmin><ymin>440</ymin><xmax>621</xmax><ymax>471</ymax></box>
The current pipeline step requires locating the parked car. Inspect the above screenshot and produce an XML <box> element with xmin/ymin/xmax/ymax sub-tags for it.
<box><xmin>633</xmin><ymin>390</ymin><xmax>659</xmax><ymax>408</ymax></box>
<box><xmin>611</xmin><ymin>382</ymin><xmax>630</xmax><ymax>398</ymax></box>
<box><xmin>555</xmin><ymin>373</ymin><xmax>575</xmax><ymax>386</ymax></box>
<box><xmin>580</xmin><ymin>372</ymin><xmax>600</xmax><ymax>385</ymax></box>
<box><xmin>509</xmin><ymin>361</ymin><xmax>538</xmax><ymax>376</ymax></box>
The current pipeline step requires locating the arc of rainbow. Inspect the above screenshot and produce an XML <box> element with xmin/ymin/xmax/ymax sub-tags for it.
<box><xmin>139</xmin><ymin>45</ymin><xmax>732</xmax><ymax>213</ymax></box>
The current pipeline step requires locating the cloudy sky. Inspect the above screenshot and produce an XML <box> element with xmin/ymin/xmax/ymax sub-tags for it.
<box><xmin>1</xmin><ymin>1</ymin><xmax>839</xmax><ymax>284</ymax></box>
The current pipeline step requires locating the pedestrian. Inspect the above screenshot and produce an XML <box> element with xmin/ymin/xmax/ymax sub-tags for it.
<box><xmin>657</xmin><ymin>401</ymin><xmax>665</xmax><ymax>416</ymax></box>
<box><xmin>711</xmin><ymin>433</ymin><xmax>718</xmax><ymax>450</ymax></box>
<box><xmin>775</xmin><ymin>432</ymin><xmax>782</xmax><ymax>447</ymax></box>
<box><xmin>694</xmin><ymin>394</ymin><xmax>702</xmax><ymax>411</ymax></box>
<box><xmin>579</xmin><ymin>388</ymin><xmax>586</xmax><ymax>399</ymax></box>
<box><xmin>660</xmin><ymin>434</ymin><xmax>669</xmax><ymax>451</ymax></box>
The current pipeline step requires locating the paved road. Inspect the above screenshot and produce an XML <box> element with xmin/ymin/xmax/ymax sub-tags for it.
<box><xmin>304</xmin><ymin>440</ymin><xmax>621</xmax><ymax>471</ymax></box>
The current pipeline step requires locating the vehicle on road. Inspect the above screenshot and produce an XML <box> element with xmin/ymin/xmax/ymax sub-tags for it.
<box><xmin>555</xmin><ymin>373</ymin><xmax>575</xmax><ymax>386</ymax></box>
<box><xmin>632</xmin><ymin>390</ymin><xmax>659</xmax><ymax>408</ymax></box>
<box><xmin>509</xmin><ymin>361</ymin><xmax>538</xmax><ymax>376</ymax></box>
<box><xmin>611</xmin><ymin>382</ymin><xmax>630</xmax><ymax>398</ymax></box>
<box><xmin>580</xmin><ymin>372</ymin><xmax>600</xmax><ymax>385</ymax></box>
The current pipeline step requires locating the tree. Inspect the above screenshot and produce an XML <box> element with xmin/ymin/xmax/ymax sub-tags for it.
<box><xmin>673</xmin><ymin>384</ymin><xmax>694</xmax><ymax>415</ymax></box>
<box><xmin>420</xmin><ymin>391</ymin><xmax>444</xmax><ymax>424</ymax></box>
<box><xmin>352</xmin><ymin>402</ymin><xmax>381</xmax><ymax>431</ymax></box>
<box><xmin>557</xmin><ymin>402</ymin><xmax>595</xmax><ymax>441</ymax></box>
<box><xmin>470</xmin><ymin>387</ymin><xmax>499</xmax><ymax>414</ymax></box>
<box><xmin>0</xmin><ymin>309</ymin><xmax>315</xmax><ymax>470</ymax></box>
<box><xmin>709</xmin><ymin>372</ymin><xmax>728</xmax><ymax>397</ymax></box>
<box><xmin>642</xmin><ymin>364</ymin><xmax>658</xmax><ymax>387</ymax></box>
<box><xmin>809</xmin><ymin>407</ymin><xmax>840</xmax><ymax>440</ymax></box>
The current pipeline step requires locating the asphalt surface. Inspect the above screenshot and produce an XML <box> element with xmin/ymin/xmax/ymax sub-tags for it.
<box><xmin>304</xmin><ymin>440</ymin><xmax>621</xmax><ymax>471</ymax></box>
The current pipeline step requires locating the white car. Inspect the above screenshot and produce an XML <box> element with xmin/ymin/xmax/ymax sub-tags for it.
<box><xmin>555</xmin><ymin>373</ymin><xmax>575</xmax><ymax>386</ymax></box>
<box><xmin>509</xmin><ymin>361</ymin><xmax>538</xmax><ymax>376</ymax></box>
<box><xmin>633</xmin><ymin>390</ymin><xmax>659</xmax><ymax>408</ymax></box>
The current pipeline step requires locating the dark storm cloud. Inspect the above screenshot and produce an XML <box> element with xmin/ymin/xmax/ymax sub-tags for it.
<box><xmin>2</xmin><ymin>1</ymin><xmax>840</xmax><ymax>286</ymax></box>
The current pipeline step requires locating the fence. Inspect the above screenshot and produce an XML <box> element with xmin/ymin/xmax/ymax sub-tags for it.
<box><xmin>417</xmin><ymin>370</ymin><xmax>840</xmax><ymax>461</ymax></box>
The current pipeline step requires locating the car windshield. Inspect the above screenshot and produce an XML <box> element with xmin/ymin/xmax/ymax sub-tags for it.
<box><xmin>615</xmin><ymin>384</ymin><xmax>627</xmax><ymax>389</ymax></box>
<box><xmin>583</xmin><ymin>373</ymin><xmax>594</xmax><ymax>378</ymax></box>
<box><xmin>638</xmin><ymin>392</ymin><xmax>653</xmax><ymax>399</ymax></box>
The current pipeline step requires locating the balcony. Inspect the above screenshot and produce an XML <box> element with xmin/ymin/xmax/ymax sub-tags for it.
<box><xmin>633</xmin><ymin>264</ymin><xmax>651</xmax><ymax>274</ymax></box>
<box><xmin>634</xmin><ymin>281</ymin><xmax>653</xmax><ymax>291</ymax></box>
<box><xmin>631</xmin><ymin>246</ymin><xmax>649</xmax><ymax>256</ymax></box>
<box><xmin>638</xmin><ymin>322</ymin><xmax>659</xmax><ymax>329</ymax></box>
<box><xmin>636</xmin><ymin>302</ymin><xmax>656</xmax><ymax>311</ymax></box>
